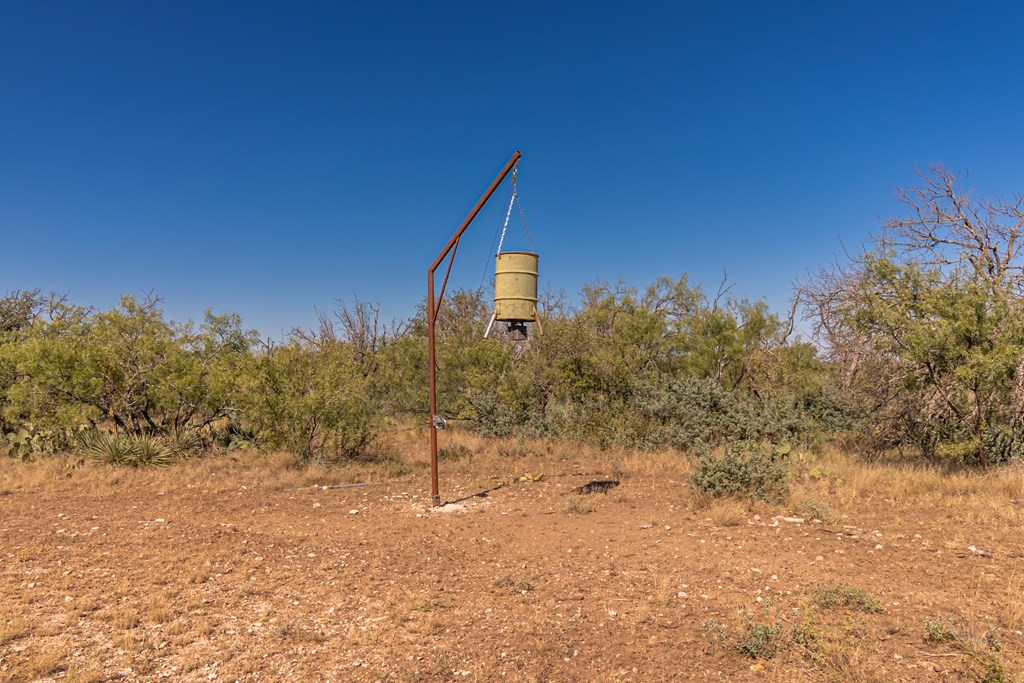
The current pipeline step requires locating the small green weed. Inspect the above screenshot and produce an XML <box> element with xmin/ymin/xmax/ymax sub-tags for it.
<box><xmin>702</xmin><ymin>609</ymin><xmax>782</xmax><ymax>660</ymax></box>
<box><xmin>735</xmin><ymin>612</ymin><xmax>782</xmax><ymax>659</ymax></box>
<box><xmin>702</xmin><ymin>619</ymin><xmax>730</xmax><ymax>648</ymax></box>
<box><xmin>924</xmin><ymin>615</ymin><xmax>961</xmax><ymax>643</ymax></box>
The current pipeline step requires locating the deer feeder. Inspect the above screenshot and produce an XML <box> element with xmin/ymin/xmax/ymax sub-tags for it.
<box><xmin>486</xmin><ymin>251</ymin><xmax>542</xmax><ymax>339</ymax></box>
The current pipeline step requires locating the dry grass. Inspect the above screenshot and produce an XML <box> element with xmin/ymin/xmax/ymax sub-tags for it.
<box><xmin>19</xmin><ymin>647</ymin><xmax>64</xmax><ymax>679</ymax></box>
<box><xmin>565</xmin><ymin>494</ymin><xmax>596</xmax><ymax>514</ymax></box>
<box><xmin>0</xmin><ymin>615</ymin><xmax>32</xmax><ymax>646</ymax></box>
<box><xmin>2</xmin><ymin>434</ymin><xmax>1024</xmax><ymax>681</ymax></box>
<box><xmin>62</xmin><ymin>664</ymin><xmax>106</xmax><ymax>683</ymax></box>
<box><xmin>1003</xmin><ymin>572</ymin><xmax>1024</xmax><ymax>632</ymax></box>
<box><xmin>704</xmin><ymin>498</ymin><xmax>748</xmax><ymax>526</ymax></box>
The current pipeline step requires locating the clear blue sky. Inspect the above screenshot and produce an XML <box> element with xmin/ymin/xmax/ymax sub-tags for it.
<box><xmin>3</xmin><ymin>1</ymin><xmax>1023</xmax><ymax>339</ymax></box>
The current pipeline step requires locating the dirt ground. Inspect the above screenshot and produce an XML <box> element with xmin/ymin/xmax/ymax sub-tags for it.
<box><xmin>1</xmin><ymin>437</ymin><xmax>1022</xmax><ymax>682</ymax></box>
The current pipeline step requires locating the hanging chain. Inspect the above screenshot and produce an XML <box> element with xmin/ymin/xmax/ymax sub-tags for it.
<box><xmin>496</xmin><ymin>166</ymin><xmax>536</xmax><ymax>254</ymax></box>
<box><xmin>495</xmin><ymin>185</ymin><xmax>517</xmax><ymax>255</ymax></box>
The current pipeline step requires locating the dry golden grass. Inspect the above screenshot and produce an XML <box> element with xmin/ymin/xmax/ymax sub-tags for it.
<box><xmin>1003</xmin><ymin>572</ymin><xmax>1024</xmax><ymax>632</ymax></box>
<box><xmin>0</xmin><ymin>615</ymin><xmax>32</xmax><ymax>646</ymax></box>
<box><xmin>20</xmin><ymin>647</ymin><xmax>64</xmax><ymax>679</ymax></box>
<box><xmin>62</xmin><ymin>664</ymin><xmax>106</xmax><ymax>683</ymax></box>
<box><xmin>3</xmin><ymin>433</ymin><xmax>1024</xmax><ymax>682</ymax></box>
<box><xmin>703</xmin><ymin>498</ymin><xmax>748</xmax><ymax>526</ymax></box>
<box><xmin>564</xmin><ymin>494</ymin><xmax>596</xmax><ymax>514</ymax></box>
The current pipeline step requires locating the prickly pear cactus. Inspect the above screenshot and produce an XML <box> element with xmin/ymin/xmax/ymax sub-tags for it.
<box><xmin>3</xmin><ymin>424</ymin><xmax>69</xmax><ymax>460</ymax></box>
<box><xmin>5</xmin><ymin>428</ymin><xmax>33</xmax><ymax>460</ymax></box>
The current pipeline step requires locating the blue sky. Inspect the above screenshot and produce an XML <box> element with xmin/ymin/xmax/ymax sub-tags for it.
<box><xmin>3</xmin><ymin>1</ymin><xmax>1023</xmax><ymax>339</ymax></box>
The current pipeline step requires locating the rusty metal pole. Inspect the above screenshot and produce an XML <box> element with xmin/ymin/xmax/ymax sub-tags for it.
<box><xmin>427</xmin><ymin>150</ymin><xmax>522</xmax><ymax>507</ymax></box>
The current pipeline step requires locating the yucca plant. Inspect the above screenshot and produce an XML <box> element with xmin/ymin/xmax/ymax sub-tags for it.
<box><xmin>132</xmin><ymin>433</ymin><xmax>173</xmax><ymax>467</ymax></box>
<box><xmin>78</xmin><ymin>430</ymin><xmax>173</xmax><ymax>467</ymax></box>
<box><xmin>163</xmin><ymin>427</ymin><xmax>202</xmax><ymax>459</ymax></box>
<box><xmin>79</xmin><ymin>430</ymin><xmax>138</xmax><ymax>466</ymax></box>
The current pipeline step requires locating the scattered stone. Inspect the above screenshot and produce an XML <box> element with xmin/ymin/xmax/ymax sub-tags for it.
<box><xmin>349</xmin><ymin>509</ymin><xmax>360</xmax><ymax>515</ymax></box>
<box><xmin>430</xmin><ymin>503</ymin><xmax>468</xmax><ymax>514</ymax></box>
<box><xmin>967</xmin><ymin>546</ymin><xmax>992</xmax><ymax>557</ymax></box>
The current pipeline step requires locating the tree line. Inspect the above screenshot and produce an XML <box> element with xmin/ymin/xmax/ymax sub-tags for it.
<box><xmin>3</xmin><ymin>166</ymin><xmax>1023</xmax><ymax>468</ymax></box>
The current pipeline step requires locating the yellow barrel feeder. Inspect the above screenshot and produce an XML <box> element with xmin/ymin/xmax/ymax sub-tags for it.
<box><xmin>490</xmin><ymin>250</ymin><xmax>541</xmax><ymax>338</ymax></box>
<box><xmin>483</xmin><ymin>166</ymin><xmax>543</xmax><ymax>340</ymax></box>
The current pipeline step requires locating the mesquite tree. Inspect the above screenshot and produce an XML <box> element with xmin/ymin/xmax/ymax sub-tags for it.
<box><xmin>802</xmin><ymin>166</ymin><xmax>1024</xmax><ymax>466</ymax></box>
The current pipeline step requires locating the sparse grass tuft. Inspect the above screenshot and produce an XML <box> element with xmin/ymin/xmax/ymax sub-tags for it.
<box><xmin>63</xmin><ymin>664</ymin><xmax>106</xmax><ymax>683</ymax></box>
<box><xmin>565</xmin><ymin>495</ymin><xmax>596</xmax><ymax>514</ymax></box>
<box><xmin>22</xmin><ymin>647</ymin><xmax>65</xmax><ymax>678</ymax></box>
<box><xmin>437</xmin><ymin>443</ymin><xmax>472</xmax><ymax>461</ymax></box>
<box><xmin>494</xmin><ymin>573</ymin><xmax>534</xmax><ymax>593</ymax></box>
<box><xmin>0</xmin><ymin>615</ymin><xmax>33</xmax><ymax>645</ymax></box>
<box><xmin>813</xmin><ymin>583</ymin><xmax>883</xmax><ymax>613</ymax></box>
<box><xmin>1003</xmin><ymin>572</ymin><xmax>1024</xmax><ymax>631</ymax></box>
<box><xmin>705</xmin><ymin>498</ymin><xmax>747</xmax><ymax>526</ymax></box>
<box><xmin>798</xmin><ymin>498</ymin><xmax>835</xmax><ymax>523</ymax></box>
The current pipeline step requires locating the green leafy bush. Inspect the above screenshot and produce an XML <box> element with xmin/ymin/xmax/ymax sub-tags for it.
<box><xmin>688</xmin><ymin>442</ymin><xmax>789</xmax><ymax>504</ymax></box>
<box><xmin>236</xmin><ymin>342</ymin><xmax>378</xmax><ymax>462</ymax></box>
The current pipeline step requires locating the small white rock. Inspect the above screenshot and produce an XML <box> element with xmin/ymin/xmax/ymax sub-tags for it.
<box><xmin>349</xmin><ymin>509</ymin><xmax>360</xmax><ymax>515</ymax></box>
<box><xmin>875</xmin><ymin>544</ymin><xmax>883</xmax><ymax>550</ymax></box>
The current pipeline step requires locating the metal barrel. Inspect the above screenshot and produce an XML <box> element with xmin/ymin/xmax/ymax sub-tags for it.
<box><xmin>494</xmin><ymin>251</ymin><xmax>539</xmax><ymax>322</ymax></box>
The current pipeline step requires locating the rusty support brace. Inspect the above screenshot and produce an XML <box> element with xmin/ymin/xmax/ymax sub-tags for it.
<box><xmin>427</xmin><ymin>150</ymin><xmax>522</xmax><ymax>507</ymax></box>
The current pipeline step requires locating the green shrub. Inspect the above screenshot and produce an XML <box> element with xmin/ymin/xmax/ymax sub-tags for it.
<box><xmin>688</xmin><ymin>442</ymin><xmax>789</xmax><ymax>503</ymax></box>
<box><xmin>236</xmin><ymin>342</ymin><xmax>378</xmax><ymax>462</ymax></box>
